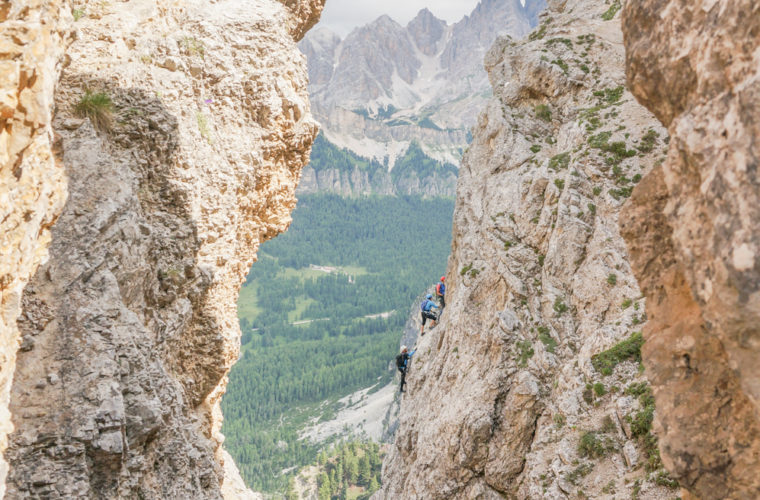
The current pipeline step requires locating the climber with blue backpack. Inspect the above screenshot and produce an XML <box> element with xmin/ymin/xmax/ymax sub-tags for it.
<box><xmin>420</xmin><ymin>293</ymin><xmax>439</xmax><ymax>336</ymax></box>
<box><xmin>396</xmin><ymin>345</ymin><xmax>416</xmax><ymax>393</ymax></box>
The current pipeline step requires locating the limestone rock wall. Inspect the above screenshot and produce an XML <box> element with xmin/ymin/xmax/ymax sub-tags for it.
<box><xmin>621</xmin><ymin>1</ymin><xmax>760</xmax><ymax>499</ymax></box>
<box><xmin>0</xmin><ymin>1</ymin><xmax>71</xmax><ymax>496</ymax></box>
<box><xmin>376</xmin><ymin>1</ymin><xmax>679</xmax><ymax>498</ymax></box>
<box><xmin>1</xmin><ymin>0</ymin><xmax>323</xmax><ymax>498</ymax></box>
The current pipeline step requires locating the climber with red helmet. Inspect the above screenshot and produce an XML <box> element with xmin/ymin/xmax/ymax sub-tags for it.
<box><xmin>435</xmin><ymin>276</ymin><xmax>446</xmax><ymax>310</ymax></box>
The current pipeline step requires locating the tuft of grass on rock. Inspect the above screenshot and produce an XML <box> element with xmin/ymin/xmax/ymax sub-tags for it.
<box><xmin>564</xmin><ymin>463</ymin><xmax>593</xmax><ymax>485</ymax></box>
<box><xmin>601</xmin><ymin>1</ymin><xmax>622</xmax><ymax>21</ymax></box>
<box><xmin>553</xmin><ymin>297</ymin><xmax>568</xmax><ymax>315</ymax></box>
<box><xmin>74</xmin><ymin>90</ymin><xmax>114</xmax><ymax>131</ymax></box>
<box><xmin>593</xmin><ymin>382</ymin><xmax>606</xmax><ymax>397</ymax></box>
<box><xmin>548</xmin><ymin>152</ymin><xmax>570</xmax><ymax>171</ymax></box>
<box><xmin>637</xmin><ymin>128</ymin><xmax>660</xmax><ymax>153</ymax></box>
<box><xmin>538</xmin><ymin>326</ymin><xmax>557</xmax><ymax>353</ymax></box>
<box><xmin>578</xmin><ymin>431</ymin><xmax>615</xmax><ymax>458</ymax></box>
<box><xmin>591</xmin><ymin>331</ymin><xmax>643</xmax><ymax>376</ymax></box>
<box><xmin>554</xmin><ymin>413</ymin><xmax>566</xmax><ymax>428</ymax></box>
<box><xmin>535</xmin><ymin>104</ymin><xmax>552</xmax><ymax>122</ymax></box>
<box><xmin>529</xmin><ymin>22</ymin><xmax>548</xmax><ymax>41</ymax></box>
<box><xmin>517</xmin><ymin>340</ymin><xmax>534</xmax><ymax>367</ymax></box>
<box><xmin>652</xmin><ymin>470</ymin><xmax>680</xmax><ymax>489</ymax></box>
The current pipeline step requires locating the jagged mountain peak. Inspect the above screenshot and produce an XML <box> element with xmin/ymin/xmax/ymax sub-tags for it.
<box><xmin>408</xmin><ymin>7</ymin><xmax>444</xmax><ymax>25</ymax></box>
<box><xmin>362</xmin><ymin>14</ymin><xmax>404</xmax><ymax>31</ymax></box>
<box><xmin>300</xmin><ymin>0</ymin><xmax>545</xmax><ymax>170</ymax></box>
<box><xmin>407</xmin><ymin>7</ymin><xmax>447</xmax><ymax>56</ymax></box>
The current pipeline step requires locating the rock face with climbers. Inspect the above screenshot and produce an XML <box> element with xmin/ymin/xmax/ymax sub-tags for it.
<box><xmin>376</xmin><ymin>1</ymin><xmax>679</xmax><ymax>498</ymax></box>
<box><xmin>621</xmin><ymin>1</ymin><xmax>760</xmax><ymax>498</ymax></box>
<box><xmin>0</xmin><ymin>0</ymin><xmax>323</xmax><ymax>497</ymax></box>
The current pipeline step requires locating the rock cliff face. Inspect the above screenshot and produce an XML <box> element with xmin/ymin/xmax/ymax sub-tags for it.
<box><xmin>621</xmin><ymin>2</ymin><xmax>760</xmax><ymax>499</ymax></box>
<box><xmin>296</xmin><ymin>136</ymin><xmax>458</xmax><ymax>198</ymax></box>
<box><xmin>299</xmin><ymin>0</ymin><xmax>546</xmax><ymax>166</ymax></box>
<box><xmin>0</xmin><ymin>1</ymin><xmax>71</xmax><ymax>495</ymax></box>
<box><xmin>377</xmin><ymin>1</ymin><xmax>680</xmax><ymax>498</ymax></box>
<box><xmin>297</xmin><ymin>165</ymin><xmax>457</xmax><ymax>198</ymax></box>
<box><xmin>1</xmin><ymin>0</ymin><xmax>323</xmax><ymax>498</ymax></box>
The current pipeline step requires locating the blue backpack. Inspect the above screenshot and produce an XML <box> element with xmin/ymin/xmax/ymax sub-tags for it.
<box><xmin>420</xmin><ymin>299</ymin><xmax>428</xmax><ymax>311</ymax></box>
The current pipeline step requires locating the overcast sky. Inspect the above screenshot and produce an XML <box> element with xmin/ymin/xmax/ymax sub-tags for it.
<box><xmin>318</xmin><ymin>0</ymin><xmax>483</xmax><ymax>37</ymax></box>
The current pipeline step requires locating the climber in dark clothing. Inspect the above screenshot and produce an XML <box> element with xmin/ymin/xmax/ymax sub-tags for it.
<box><xmin>420</xmin><ymin>294</ymin><xmax>439</xmax><ymax>335</ymax></box>
<box><xmin>435</xmin><ymin>276</ymin><xmax>446</xmax><ymax>310</ymax></box>
<box><xmin>396</xmin><ymin>345</ymin><xmax>416</xmax><ymax>393</ymax></box>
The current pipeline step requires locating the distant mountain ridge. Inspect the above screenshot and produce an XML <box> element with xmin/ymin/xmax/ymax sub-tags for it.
<box><xmin>299</xmin><ymin>0</ymin><xmax>546</xmax><ymax>167</ymax></box>
<box><xmin>297</xmin><ymin>133</ymin><xmax>458</xmax><ymax>197</ymax></box>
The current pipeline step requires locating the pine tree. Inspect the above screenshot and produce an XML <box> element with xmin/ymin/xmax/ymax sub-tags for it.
<box><xmin>368</xmin><ymin>475</ymin><xmax>380</xmax><ymax>494</ymax></box>
<box><xmin>358</xmin><ymin>454</ymin><xmax>372</xmax><ymax>486</ymax></box>
<box><xmin>285</xmin><ymin>477</ymin><xmax>298</xmax><ymax>500</ymax></box>
<box><xmin>348</xmin><ymin>458</ymin><xmax>359</xmax><ymax>484</ymax></box>
<box><xmin>318</xmin><ymin>472</ymin><xmax>331</xmax><ymax>500</ymax></box>
<box><xmin>336</xmin><ymin>462</ymin><xmax>344</xmax><ymax>486</ymax></box>
<box><xmin>329</xmin><ymin>468</ymin><xmax>337</xmax><ymax>491</ymax></box>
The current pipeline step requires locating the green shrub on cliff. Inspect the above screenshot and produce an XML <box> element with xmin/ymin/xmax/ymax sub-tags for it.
<box><xmin>591</xmin><ymin>331</ymin><xmax>644</xmax><ymax>375</ymax></box>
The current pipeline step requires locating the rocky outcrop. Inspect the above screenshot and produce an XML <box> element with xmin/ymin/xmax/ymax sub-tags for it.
<box><xmin>0</xmin><ymin>1</ymin><xmax>71</xmax><ymax>495</ymax></box>
<box><xmin>621</xmin><ymin>2</ymin><xmax>760</xmax><ymax>498</ymax></box>
<box><xmin>300</xmin><ymin>0</ymin><xmax>545</xmax><ymax>167</ymax></box>
<box><xmin>2</xmin><ymin>0</ymin><xmax>323</xmax><ymax>498</ymax></box>
<box><xmin>377</xmin><ymin>1</ymin><xmax>678</xmax><ymax>498</ymax></box>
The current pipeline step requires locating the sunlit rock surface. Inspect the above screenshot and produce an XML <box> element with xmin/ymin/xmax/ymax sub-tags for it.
<box><xmin>376</xmin><ymin>1</ymin><xmax>677</xmax><ymax>498</ymax></box>
<box><xmin>622</xmin><ymin>1</ymin><xmax>760</xmax><ymax>498</ymax></box>
<box><xmin>1</xmin><ymin>0</ymin><xmax>323</xmax><ymax>497</ymax></box>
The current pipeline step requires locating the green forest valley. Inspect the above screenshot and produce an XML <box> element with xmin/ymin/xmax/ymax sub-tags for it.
<box><xmin>222</xmin><ymin>193</ymin><xmax>454</xmax><ymax>494</ymax></box>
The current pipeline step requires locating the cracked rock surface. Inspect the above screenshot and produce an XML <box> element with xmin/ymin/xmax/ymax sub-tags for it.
<box><xmin>622</xmin><ymin>1</ymin><xmax>760</xmax><ymax>499</ymax></box>
<box><xmin>1</xmin><ymin>0</ymin><xmax>323</xmax><ymax>498</ymax></box>
<box><xmin>376</xmin><ymin>1</ymin><xmax>677</xmax><ymax>498</ymax></box>
<box><xmin>0</xmin><ymin>1</ymin><xmax>71</xmax><ymax>495</ymax></box>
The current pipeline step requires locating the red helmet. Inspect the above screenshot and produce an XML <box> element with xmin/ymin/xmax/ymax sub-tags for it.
<box><xmin>440</xmin><ymin>276</ymin><xmax>445</xmax><ymax>282</ymax></box>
